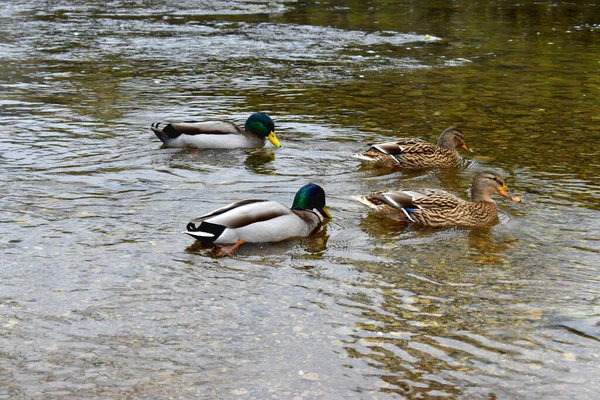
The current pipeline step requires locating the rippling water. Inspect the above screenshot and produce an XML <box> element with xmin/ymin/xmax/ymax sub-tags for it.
<box><xmin>1</xmin><ymin>0</ymin><xmax>600</xmax><ymax>398</ymax></box>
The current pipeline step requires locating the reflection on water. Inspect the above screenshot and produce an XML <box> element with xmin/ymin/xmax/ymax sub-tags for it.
<box><xmin>1</xmin><ymin>0</ymin><xmax>600</xmax><ymax>398</ymax></box>
<box><xmin>243</xmin><ymin>148</ymin><xmax>277</xmax><ymax>175</ymax></box>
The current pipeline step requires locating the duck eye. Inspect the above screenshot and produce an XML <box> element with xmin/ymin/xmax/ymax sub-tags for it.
<box><xmin>487</xmin><ymin>176</ymin><xmax>501</xmax><ymax>184</ymax></box>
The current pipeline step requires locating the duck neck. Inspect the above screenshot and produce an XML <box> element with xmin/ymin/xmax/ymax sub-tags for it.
<box><xmin>437</xmin><ymin>134</ymin><xmax>456</xmax><ymax>150</ymax></box>
<box><xmin>471</xmin><ymin>192</ymin><xmax>496</xmax><ymax>203</ymax></box>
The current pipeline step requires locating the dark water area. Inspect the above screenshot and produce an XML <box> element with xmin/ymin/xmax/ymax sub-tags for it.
<box><xmin>1</xmin><ymin>0</ymin><xmax>600</xmax><ymax>398</ymax></box>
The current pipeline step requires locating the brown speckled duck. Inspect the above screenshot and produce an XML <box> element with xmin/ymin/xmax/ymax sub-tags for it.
<box><xmin>356</xmin><ymin>170</ymin><xmax>521</xmax><ymax>228</ymax></box>
<box><xmin>355</xmin><ymin>126</ymin><xmax>471</xmax><ymax>169</ymax></box>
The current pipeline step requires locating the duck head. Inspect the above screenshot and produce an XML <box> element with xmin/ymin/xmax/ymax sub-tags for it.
<box><xmin>437</xmin><ymin>126</ymin><xmax>472</xmax><ymax>152</ymax></box>
<box><xmin>471</xmin><ymin>170</ymin><xmax>521</xmax><ymax>203</ymax></box>
<box><xmin>291</xmin><ymin>183</ymin><xmax>333</xmax><ymax>219</ymax></box>
<box><xmin>245</xmin><ymin>113</ymin><xmax>281</xmax><ymax>148</ymax></box>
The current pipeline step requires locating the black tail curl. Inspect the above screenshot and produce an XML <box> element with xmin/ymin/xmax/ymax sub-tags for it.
<box><xmin>151</xmin><ymin>122</ymin><xmax>182</xmax><ymax>139</ymax></box>
<box><xmin>185</xmin><ymin>221</ymin><xmax>226</xmax><ymax>243</ymax></box>
<box><xmin>186</xmin><ymin>222</ymin><xmax>199</xmax><ymax>231</ymax></box>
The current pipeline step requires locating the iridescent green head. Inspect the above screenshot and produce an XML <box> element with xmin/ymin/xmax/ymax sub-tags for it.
<box><xmin>291</xmin><ymin>183</ymin><xmax>332</xmax><ymax>219</ymax></box>
<box><xmin>244</xmin><ymin>113</ymin><xmax>280</xmax><ymax>147</ymax></box>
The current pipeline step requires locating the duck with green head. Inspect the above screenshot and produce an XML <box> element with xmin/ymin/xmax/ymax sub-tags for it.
<box><xmin>355</xmin><ymin>126</ymin><xmax>471</xmax><ymax>169</ymax></box>
<box><xmin>356</xmin><ymin>170</ymin><xmax>521</xmax><ymax>228</ymax></box>
<box><xmin>151</xmin><ymin>113</ymin><xmax>281</xmax><ymax>149</ymax></box>
<box><xmin>185</xmin><ymin>183</ymin><xmax>332</xmax><ymax>256</ymax></box>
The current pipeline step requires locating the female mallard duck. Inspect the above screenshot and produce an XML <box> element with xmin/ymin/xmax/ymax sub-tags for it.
<box><xmin>355</xmin><ymin>126</ymin><xmax>471</xmax><ymax>169</ymax></box>
<box><xmin>185</xmin><ymin>183</ymin><xmax>332</xmax><ymax>256</ymax></box>
<box><xmin>151</xmin><ymin>113</ymin><xmax>281</xmax><ymax>149</ymax></box>
<box><xmin>356</xmin><ymin>170</ymin><xmax>520</xmax><ymax>228</ymax></box>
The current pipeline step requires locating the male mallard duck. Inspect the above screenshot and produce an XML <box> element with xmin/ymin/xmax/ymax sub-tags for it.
<box><xmin>151</xmin><ymin>113</ymin><xmax>281</xmax><ymax>149</ymax></box>
<box><xmin>355</xmin><ymin>126</ymin><xmax>471</xmax><ymax>169</ymax></box>
<box><xmin>356</xmin><ymin>170</ymin><xmax>520</xmax><ymax>228</ymax></box>
<box><xmin>185</xmin><ymin>183</ymin><xmax>332</xmax><ymax>256</ymax></box>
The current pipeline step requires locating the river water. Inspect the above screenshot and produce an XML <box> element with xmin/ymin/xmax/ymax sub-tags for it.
<box><xmin>1</xmin><ymin>0</ymin><xmax>599</xmax><ymax>398</ymax></box>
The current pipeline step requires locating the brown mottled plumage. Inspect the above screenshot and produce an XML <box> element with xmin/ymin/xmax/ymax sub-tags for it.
<box><xmin>356</xmin><ymin>170</ymin><xmax>521</xmax><ymax>228</ymax></box>
<box><xmin>355</xmin><ymin>127</ymin><xmax>471</xmax><ymax>169</ymax></box>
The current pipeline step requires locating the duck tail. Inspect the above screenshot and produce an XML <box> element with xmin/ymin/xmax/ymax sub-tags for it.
<box><xmin>183</xmin><ymin>221</ymin><xmax>226</xmax><ymax>243</ymax></box>
<box><xmin>151</xmin><ymin>123</ymin><xmax>181</xmax><ymax>144</ymax></box>
<box><xmin>353</xmin><ymin>152</ymin><xmax>375</xmax><ymax>162</ymax></box>
<box><xmin>352</xmin><ymin>195</ymin><xmax>379</xmax><ymax>211</ymax></box>
<box><xmin>353</xmin><ymin>194</ymin><xmax>416</xmax><ymax>223</ymax></box>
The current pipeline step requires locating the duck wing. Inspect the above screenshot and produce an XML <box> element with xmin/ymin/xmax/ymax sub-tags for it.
<box><xmin>185</xmin><ymin>200</ymin><xmax>293</xmax><ymax>242</ymax></box>
<box><xmin>363</xmin><ymin>189</ymin><xmax>461</xmax><ymax>224</ymax></box>
<box><xmin>371</xmin><ymin>189</ymin><xmax>462</xmax><ymax>210</ymax></box>
<box><xmin>191</xmin><ymin>199</ymin><xmax>261</xmax><ymax>219</ymax></box>
<box><xmin>152</xmin><ymin>120</ymin><xmax>242</xmax><ymax>139</ymax></box>
<box><xmin>372</xmin><ymin>138</ymin><xmax>434</xmax><ymax>156</ymax></box>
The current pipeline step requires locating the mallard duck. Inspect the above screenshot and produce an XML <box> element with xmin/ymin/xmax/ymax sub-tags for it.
<box><xmin>355</xmin><ymin>126</ymin><xmax>471</xmax><ymax>169</ymax></box>
<box><xmin>185</xmin><ymin>183</ymin><xmax>332</xmax><ymax>256</ymax></box>
<box><xmin>151</xmin><ymin>113</ymin><xmax>281</xmax><ymax>149</ymax></box>
<box><xmin>356</xmin><ymin>170</ymin><xmax>520</xmax><ymax>228</ymax></box>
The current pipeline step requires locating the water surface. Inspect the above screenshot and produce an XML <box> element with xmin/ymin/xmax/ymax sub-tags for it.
<box><xmin>1</xmin><ymin>0</ymin><xmax>600</xmax><ymax>398</ymax></box>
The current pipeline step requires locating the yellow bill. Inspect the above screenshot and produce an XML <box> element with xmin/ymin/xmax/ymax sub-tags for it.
<box><xmin>320</xmin><ymin>205</ymin><xmax>333</xmax><ymax>219</ymax></box>
<box><xmin>267</xmin><ymin>131</ymin><xmax>281</xmax><ymax>148</ymax></box>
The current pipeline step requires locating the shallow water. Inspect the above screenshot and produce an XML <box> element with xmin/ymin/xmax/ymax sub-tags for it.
<box><xmin>1</xmin><ymin>0</ymin><xmax>600</xmax><ymax>398</ymax></box>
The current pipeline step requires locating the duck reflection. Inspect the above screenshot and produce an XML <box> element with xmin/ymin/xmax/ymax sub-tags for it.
<box><xmin>358</xmin><ymin>212</ymin><xmax>411</xmax><ymax>241</ymax></box>
<box><xmin>161</xmin><ymin>147</ymin><xmax>276</xmax><ymax>174</ymax></box>
<box><xmin>243</xmin><ymin>148</ymin><xmax>276</xmax><ymax>175</ymax></box>
<box><xmin>185</xmin><ymin>230</ymin><xmax>330</xmax><ymax>258</ymax></box>
<box><xmin>467</xmin><ymin>228</ymin><xmax>519</xmax><ymax>265</ymax></box>
<box><xmin>359</xmin><ymin>212</ymin><xmax>517</xmax><ymax>266</ymax></box>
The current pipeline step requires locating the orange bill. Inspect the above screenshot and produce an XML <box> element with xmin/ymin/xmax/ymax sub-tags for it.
<box><xmin>498</xmin><ymin>186</ymin><xmax>521</xmax><ymax>202</ymax></box>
